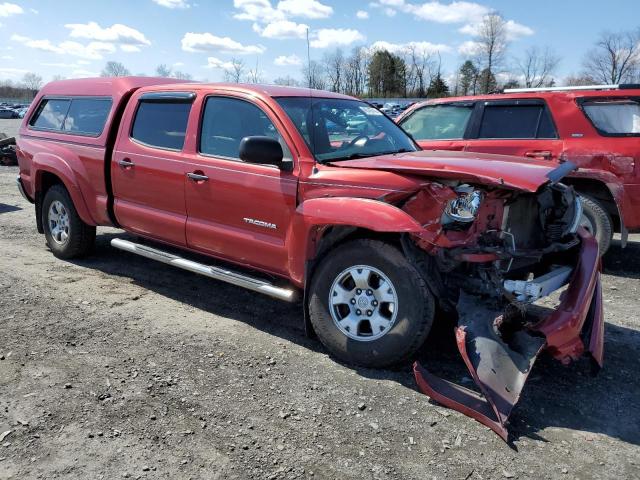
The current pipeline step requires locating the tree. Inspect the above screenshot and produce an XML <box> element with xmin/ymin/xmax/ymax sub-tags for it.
<box><xmin>565</xmin><ymin>74</ymin><xmax>596</xmax><ymax>86</ymax></box>
<box><xmin>343</xmin><ymin>47</ymin><xmax>369</xmax><ymax>96</ymax></box>
<box><xmin>407</xmin><ymin>44</ymin><xmax>435</xmax><ymax>97</ymax></box>
<box><xmin>583</xmin><ymin>30</ymin><xmax>640</xmax><ymax>84</ymax></box>
<box><xmin>517</xmin><ymin>47</ymin><xmax>560</xmax><ymax>88</ymax></box>
<box><xmin>426</xmin><ymin>71</ymin><xmax>449</xmax><ymax>98</ymax></box>
<box><xmin>458</xmin><ymin>60</ymin><xmax>479</xmax><ymax>95</ymax></box>
<box><xmin>478</xmin><ymin>68</ymin><xmax>497</xmax><ymax>93</ymax></box>
<box><xmin>155</xmin><ymin>64</ymin><xmax>172</xmax><ymax>77</ymax></box>
<box><xmin>21</xmin><ymin>72</ymin><xmax>43</xmax><ymax>91</ymax></box>
<box><xmin>273</xmin><ymin>76</ymin><xmax>299</xmax><ymax>86</ymax></box>
<box><xmin>323</xmin><ymin>48</ymin><xmax>345</xmax><ymax>93</ymax></box>
<box><xmin>368</xmin><ymin>49</ymin><xmax>406</xmax><ymax>97</ymax></box>
<box><xmin>172</xmin><ymin>71</ymin><xmax>192</xmax><ymax>80</ymax></box>
<box><xmin>474</xmin><ymin>14</ymin><xmax>508</xmax><ymax>93</ymax></box>
<box><xmin>302</xmin><ymin>60</ymin><xmax>326</xmax><ymax>90</ymax></box>
<box><xmin>224</xmin><ymin>58</ymin><xmax>245</xmax><ymax>83</ymax></box>
<box><xmin>246</xmin><ymin>60</ymin><xmax>262</xmax><ymax>84</ymax></box>
<box><xmin>101</xmin><ymin>61</ymin><xmax>131</xmax><ymax>77</ymax></box>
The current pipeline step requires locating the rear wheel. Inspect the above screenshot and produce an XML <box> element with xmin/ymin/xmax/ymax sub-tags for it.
<box><xmin>579</xmin><ymin>195</ymin><xmax>613</xmax><ymax>256</ymax></box>
<box><xmin>42</xmin><ymin>184</ymin><xmax>95</xmax><ymax>259</ymax></box>
<box><xmin>308</xmin><ymin>239</ymin><xmax>434</xmax><ymax>368</ymax></box>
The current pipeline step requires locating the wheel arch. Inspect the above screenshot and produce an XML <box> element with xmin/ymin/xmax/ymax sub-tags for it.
<box><xmin>33</xmin><ymin>157</ymin><xmax>95</xmax><ymax>233</ymax></box>
<box><xmin>563</xmin><ymin>175</ymin><xmax>622</xmax><ymax>232</ymax></box>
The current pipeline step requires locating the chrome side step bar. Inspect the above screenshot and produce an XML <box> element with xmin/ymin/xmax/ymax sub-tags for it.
<box><xmin>110</xmin><ymin>238</ymin><xmax>297</xmax><ymax>302</ymax></box>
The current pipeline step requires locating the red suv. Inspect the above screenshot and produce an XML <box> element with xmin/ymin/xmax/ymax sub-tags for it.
<box><xmin>397</xmin><ymin>85</ymin><xmax>640</xmax><ymax>254</ymax></box>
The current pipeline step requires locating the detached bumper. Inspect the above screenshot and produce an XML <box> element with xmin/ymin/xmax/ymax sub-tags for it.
<box><xmin>414</xmin><ymin>229</ymin><xmax>603</xmax><ymax>441</ymax></box>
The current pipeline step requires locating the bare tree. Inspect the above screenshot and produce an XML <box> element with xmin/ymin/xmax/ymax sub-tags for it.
<box><xmin>517</xmin><ymin>47</ymin><xmax>561</xmax><ymax>88</ymax></box>
<box><xmin>172</xmin><ymin>71</ymin><xmax>192</xmax><ymax>80</ymax></box>
<box><xmin>323</xmin><ymin>49</ymin><xmax>345</xmax><ymax>93</ymax></box>
<box><xmin>245</xmin><ymin>59</ymin><xmax>262</xmax><ymax>84</ymax></box>
<box><xmin>224</xmin><ymin>58</ymin><xmax>245</xmax><ymax>83</ymax></box>
<box><xmin>101</xmin><ymin>61</ymin><xmax>131</xmax><ymax>77</ymax></box>
<box><xmin>302</xmin><ymin>60</ymin><xmax>326</xmax><ymax>90</ymax></box>
<box><xmin>155</xmin><ymin>64</ymin><xmax>172</xmax><ymax>77</ymax></box>
<box><xmin>583</xmin><ymin>30</ymin><xmax>640</xmax><ymax>84</ymax></box>
<box><xmin>343</xmin><ymin>47</ymin><xmax>369</xmax><ymax>96</ymax></box>
<box><xmin>474</xmin><ymin>14</ymin><xmax>508</xmax><ymax>93</ymax></box>
<box><xmin>407</xmin><ymin>45</ymin><xmax>434</xmax><ymax>97</ymax></box>
<box><xmin>51</xmin><ymin>74</ymin><xmax>66</xmax><ymax>82</ymax></box>
<box><xmin>565</xmin><ymin>74</ymin><xmax>597</xmax><ymax>86</ymax></box>
<box><xmin>21</xmin><ymin>72</ymin><xmax>43</xmax><ymax>91</ymax></box>
<box><xmin>273</xmin><ymin>76</ymin><xmax>299</xmax><ymax>86</ymax></box>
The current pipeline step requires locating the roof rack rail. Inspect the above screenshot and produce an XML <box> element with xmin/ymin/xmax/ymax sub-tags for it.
<box><xmin>504</xmin><ymin>84</ymin><xmax>640</xmax><ymax>93</ymax></box>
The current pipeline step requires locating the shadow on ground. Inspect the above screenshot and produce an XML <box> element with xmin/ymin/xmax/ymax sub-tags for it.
<box><xmin>69</xmin><ymin>231</ymin><xmax>640</xmax><ymax>447</ymax></box>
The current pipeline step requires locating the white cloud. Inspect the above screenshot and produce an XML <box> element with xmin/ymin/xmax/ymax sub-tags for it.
<box><xmin>457</xmin><ymin>40</ymin><xmax>481</xmax><ymax>56</ymax></box>
<box><xmin>0</xmin><ymin>67</ymin><xmax>28</xmax><ymax>78</ymax></box>
<box><xmin>120</xmin><ymin>44</ymin><xmax>141</xmax><ymax>52</ymax></box>
<box><xmin>152</xmin><ymin>0</ymin><xmax>190</xmax><ymax>8</ymax></box>
<box><xmin>459</xmin><ymin>16</ymin><xmax>534</xmax><ymax>40</ymax></box>
<box><xmin>65</xmin><ymin>22</ymin><xmax>151</xmax><ymax>47</ymax></box>
<box><xmin>233</xmin><ymin>0</ymin><xmax>332</xmax><ymax>25</ymax></box>
<box><xmin>11</xmin><ymin>34</ymin><xmax>116</xmax><ymax>60</ymax></box>
<box><xmin>70</xmin><ymin>69</ymin><xmax>100</xmax><ymax>78</ymax></box>
<box><xmin>0</xmin><ymin>2</ymin><xmax>22</xmax><ymax>17</ymax></box>
<box><xmin>205</xmin><ymin>57</ymin><xmax>236</xmax><ymax>70</ymax></box>
<box><xmin>233</xmin><ymin>0</ymin><xmax>285</xmax><ymax>22</ymax></box>
<box><xmin>274</xmin><ymin>54</ymin><xmax>302</xmax><ymax>66</ymax></box>
<box><xmin>182</xmin><ymin>32</ymin><xmax>265</xmax><ymax>55</ymax></box>
<box><xmin>310</xmin><ymin>28</ymin><xmax>365</xmax><ymax>49</ymax></box>
<box><xmin>277</xmin><ymin>0</ymin><xmax>333</xmax><ymax>19</ymax></box>
<box><xmin>1</xmin><ymin>55</ymin><xmax>13</xmax><ymax>60</ymax></box>
<box><xmin>405</xmin><ymin>1</ymin><xmax>489</xmax><ymax>23</ymax></box>
<box><xmin>370</xmin><ymin>40</ymin><xmax>451</xmax><ymax>55</ymax></box>
<box><xmin>356</xmin><ymin>10</ymin><xmax>369</xmax><ymax>19</ymax></box>
<box><xmin>383</xmin><ymin>7</ymin><xmax>397</xmax><ymax>16</ymax></box>
<box><xmin>255</xmin><ymin>19</ymin><xmax>308</xmax><ymax>39</ymax></box>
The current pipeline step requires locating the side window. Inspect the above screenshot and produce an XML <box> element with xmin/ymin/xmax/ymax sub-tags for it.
<box><xmin>400</xmin><ymin>104</ymin><xmax>473</xmax><ymax>140</ymax></box>
<box><xmin>63</xmin><ymin>98</ymin><xmax>112</xmax><ymax>136</ymax></box>
<box><xmin>199</xmin><ymin>96</ymin><xmax>291</xmax><ymax>160</ymax></box>
<box><xmin>30</xmin><ymin>99</ymin><xmax>70</xmax><ymax>130</ymax></box>
<box><xmin>478</xmin><ymin>104</ymin><xmax>557</xmax><ymax>139</ymax></box>
<box><xmin>131</xmin><ymin>100</ymin><xmax>192</xmax><ymax>150</ymax></box>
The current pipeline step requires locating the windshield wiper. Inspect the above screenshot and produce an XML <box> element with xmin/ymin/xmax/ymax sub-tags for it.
<box><xmin>325</xmin><ymin>148</ymin><xmax>413</xmax><ymax>163</ymax></box>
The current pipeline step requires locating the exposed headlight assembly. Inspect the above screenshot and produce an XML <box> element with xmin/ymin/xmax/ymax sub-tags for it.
<box><xmin>443</xmin><ymin>184</ymin><xmax>483</xmax><ymax>226</ymax></box>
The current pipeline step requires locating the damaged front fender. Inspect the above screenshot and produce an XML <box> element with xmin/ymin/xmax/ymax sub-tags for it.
<box><xmin>414</xmin><ymin>229</ymin><xmax>604</xmax><ymax>441</ymax></box>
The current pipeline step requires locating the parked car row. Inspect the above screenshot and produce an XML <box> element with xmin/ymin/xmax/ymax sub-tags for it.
<box><xmin>0</xmin><ymin>102</ymin><xmax>30</xmax><ymax>118</ymax></box>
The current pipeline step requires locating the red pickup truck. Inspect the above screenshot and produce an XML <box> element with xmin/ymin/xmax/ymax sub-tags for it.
<box><xmin>396</xmin><ymin>85</ymin><xmax>640</xmax><ymax>254</ymax></box>
<box><xmin>16</xmin><ymin>77</ymin><xmax>603</xmax><ymax>440</ymax></box>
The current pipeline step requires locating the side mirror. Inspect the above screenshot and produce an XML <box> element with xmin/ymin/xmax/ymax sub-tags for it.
<box><xmin>239</xmin><ymin>136</ymin><xmax>286</xmax><ymax>169</ymax></box>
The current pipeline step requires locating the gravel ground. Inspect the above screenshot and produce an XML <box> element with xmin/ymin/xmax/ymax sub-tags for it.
<box><xmin>1</xmin><ymin>145</ymin><xmax>639</xmax><ymax>479</ymax></box>
<box><xmin>0</xmin><ymin>119</ymin><xmax>20</xmax><ymax>139</ymax></box>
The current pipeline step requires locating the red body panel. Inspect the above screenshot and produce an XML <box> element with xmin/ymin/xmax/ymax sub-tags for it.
<box><xmin>397</xmin><ymin>88</ymin><xmax>640</xmax><ymax>230</ymax></box>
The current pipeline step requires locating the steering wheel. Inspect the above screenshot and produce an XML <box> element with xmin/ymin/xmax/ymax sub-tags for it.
<box><xmin>347</xmin><ymin>134</ymin><xmax>369</xmax><ymax>148</ymax></box>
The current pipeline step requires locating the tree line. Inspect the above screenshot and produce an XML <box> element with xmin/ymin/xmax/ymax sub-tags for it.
<box><xmin>3</xmin><ymin>15</ymin><xmax>639</xmax><ymax>101</ymax></box>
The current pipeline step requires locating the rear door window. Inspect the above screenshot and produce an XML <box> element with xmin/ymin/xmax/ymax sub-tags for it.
<box><xmin>478</xmin><ymin>104</ymin><xmax>557</xmax><ymax>139</ymax></box>
<box><xmin>131</xmin><ymin>100</ymin><xmax>192</xmax><ymax>150</ymax></box>
<box><xmin>30</xmin><ymin>99</ymin><xmax>71</xmax><ymax>131</ymax></box>
<box><xmin>582</xmin><ymin>99</ymin><xmax>640</xmax><ymax>135</ymax></box>
<box><xmin>400</xmin><ymin>104</ymin><xmax>473</xmax><ymax>140</ymax></box>
<box><xmin>63</xmin><ymin>98</ymin><xmax>112</xmax><ymax>136</ymax></box>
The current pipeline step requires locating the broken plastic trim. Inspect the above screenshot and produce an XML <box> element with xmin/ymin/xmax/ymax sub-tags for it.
<box><xmin>414</xmin><ymin>230</ymin><xmax>603</xmax><ymax>442</ymax></box>
<box><xmin>546</xmin><ymin>161</ymin><xmax>577</xmax><ymax>183</ymax></box>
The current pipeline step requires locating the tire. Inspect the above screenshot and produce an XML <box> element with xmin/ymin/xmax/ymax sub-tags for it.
<box><xmin>42</xmin><ymin>184</ymin><xmax>96</xmax><ymax>259</ymax></box>
<box><xmin>579</xmin><ymin>195</ymin><xmax>613</xmax><ymax>256</ymax></box>
<box><xmin>308</xmin><ymin>239</ymin><xmax>435</xmax><ymax>368</ymax></box>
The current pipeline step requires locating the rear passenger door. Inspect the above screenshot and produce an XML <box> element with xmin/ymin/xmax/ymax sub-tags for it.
<box><xmin>183</xmin><ymin>95</ymin><xmax>298</xmax><ymax>275</ymax></box>
<box><xmin>398</xmin><ymin>102</ymin><xmax>474</xmax><ymax>151</ymax></box>
<box><xmin>464</xmin><ymin>99</ymin><xmax>563</xmax><ymax>161</ymax></box>
<box><xmin>111</xmin><ymin>92</ymin><xmax>195</xmax><ymax>246</ymax></box>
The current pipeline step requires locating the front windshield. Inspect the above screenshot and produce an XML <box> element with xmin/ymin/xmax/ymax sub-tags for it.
<box><xmin>276</xmin><ymin>97</ymin><xmax>418</xmax><ymax>162</ymax></box>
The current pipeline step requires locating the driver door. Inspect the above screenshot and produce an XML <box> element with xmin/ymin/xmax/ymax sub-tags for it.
<box><xmin>183</xmin><ymin>95</ymin><xmax>298</xmax><ymax>275</ymax></box>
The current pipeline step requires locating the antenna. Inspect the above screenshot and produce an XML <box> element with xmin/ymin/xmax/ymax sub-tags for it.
<box><xmin>306</xmin><ymin>27</ymin><xmax>311</xmax><ymax>89</ymax></box>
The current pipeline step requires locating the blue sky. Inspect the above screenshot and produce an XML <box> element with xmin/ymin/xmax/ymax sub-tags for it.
<box><xmin>0</xmin><ymin>0</ymin><xmax>638</xmax><ymax>84</ymax></box>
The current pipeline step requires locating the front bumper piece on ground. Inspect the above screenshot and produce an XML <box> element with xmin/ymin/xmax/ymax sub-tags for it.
<box><xmin>414</xmin><ymin>229</ymin><xmax>604</xmax><ymax>441</ymax></box>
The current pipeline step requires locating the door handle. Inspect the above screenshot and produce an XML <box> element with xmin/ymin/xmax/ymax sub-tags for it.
<box><xmin>525</xmin><ymin>150</ymin><xmax>552</xmax><ymax>160</ymax></box>
<box><xmin>187</xmin><ymin>172</ymin><xmax>209</xmax><ymax>182</ymax></box>
<box><xmin>118</xmin><ymin>158</ymin><xmax>134</xmax><ymax>168</ymax></box>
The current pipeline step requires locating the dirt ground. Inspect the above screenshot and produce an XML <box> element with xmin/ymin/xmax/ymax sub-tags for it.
<box><xmin>1</xmin><ymin>119</ymin><xmax>639</xmax><ymax>479</ymax></box>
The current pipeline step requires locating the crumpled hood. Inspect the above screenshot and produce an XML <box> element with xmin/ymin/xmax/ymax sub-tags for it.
<box><xmin>329</xmin><ymin>150</ymin><xmax>565</xmax><ymax>192</ymax></box>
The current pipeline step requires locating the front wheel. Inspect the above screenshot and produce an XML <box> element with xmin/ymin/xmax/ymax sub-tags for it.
<box><xmin>308</xmin><ymin>239</ymin><xmax>434</xmax><ymax>368</ymax></box>
<box><xmin>579</xmin><ymin>195</ymin><xmax>613</xmax><ymax>256</ymax></box>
